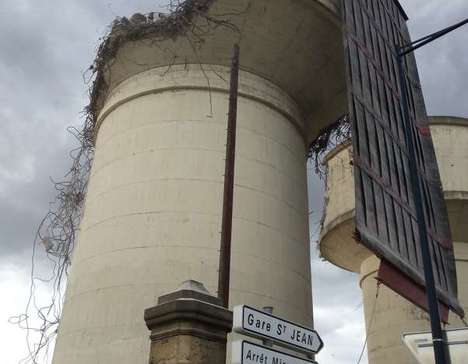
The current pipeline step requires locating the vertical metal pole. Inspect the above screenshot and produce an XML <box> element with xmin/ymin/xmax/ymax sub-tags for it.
<box><xmin>218</xmin><ymin>44</ymin><xmax>240</xmax><ymax>309</ymax></box>
<box><xmin>262</xmin><ymin>307</ymin><xmax>274</xmax><ymax>347</ymax></box>
<box><xmin>397</xmin><ymin>53</ymin><xmax>449</xmax><ymax>364</ymax></box>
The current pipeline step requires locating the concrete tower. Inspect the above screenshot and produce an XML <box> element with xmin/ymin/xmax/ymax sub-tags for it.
<box><xmin>52</xmin><ymin>1</ymin><xmax>346</xmax><ymax>363</ymax></box>
<box><xmin>320</xmin><ymin>116</ymin><xmax>468</xmax><ymax>364</ymax></box>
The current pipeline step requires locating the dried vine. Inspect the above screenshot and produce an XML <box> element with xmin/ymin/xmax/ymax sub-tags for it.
<box><xmin>308</xmin><ymin>113</ymin><xmax>352</xmax><ymax>178</ymax></box>
<box><xmin>86</xmin><ymin>0</ymin><xmax>242</xmax><ymax>140</ymax></box>
<box><xmin>9</xmin><ymin>125</ymin><xmax>92</xmax><ymax>364</ymax></box>
<box><xmin>308</xmin><ymin>114</ymin><xmax>352</xmax><ymax>259</ymax></box>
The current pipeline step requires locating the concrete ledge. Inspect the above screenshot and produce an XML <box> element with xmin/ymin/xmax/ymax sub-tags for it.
<box><xmin>94</xmin><ymin>0</ymin><xmax>347</xmax><ymax>143</ymax></box>
<box><xmin>96</xmin><ymin>65</ymin><xmax>305</xmax><ymax>138</ymax></box>
<box><xmin>429</xmin><ymin>116</ymin><xmax>468</xmax><ymax>127</ymax></box>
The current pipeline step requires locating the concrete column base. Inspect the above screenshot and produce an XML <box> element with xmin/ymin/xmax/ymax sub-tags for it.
<box><xmin>360</xmin><ymin>256</ymin><xmax>430</xmax><ymax>364</ymax></box>
<box><xmin>144</xmin><ymin>280</ymin><xmax>233</xmax><ymax>364</ymax></box>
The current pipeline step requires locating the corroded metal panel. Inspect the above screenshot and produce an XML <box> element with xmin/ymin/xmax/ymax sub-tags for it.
<box><xmin>341</xmin><ymin>0</ymin><xmax>462</xmax><ymax>315</ymax></box>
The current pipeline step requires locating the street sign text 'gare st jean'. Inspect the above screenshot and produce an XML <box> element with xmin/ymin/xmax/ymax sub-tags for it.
<box><xmin>232</xmin><ymin>305</ymin><xmax>323</xmax><ymax>364</ymax></box>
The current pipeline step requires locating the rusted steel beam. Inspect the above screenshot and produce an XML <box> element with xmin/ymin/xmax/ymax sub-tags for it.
<box><xmin>218</xmin><ymin>44</ymin><xmax>240</xmax><ymax>309</ymax></box>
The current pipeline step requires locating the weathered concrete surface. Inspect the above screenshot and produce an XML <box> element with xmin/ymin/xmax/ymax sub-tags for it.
<box><xmin>319</xmin><ymin>116</ymin><xmax>468</xmax><ymax>364</ymax></box>
<box><xmin>430</xmin><ymin>116</ymin><xmax>468</xmax><ymax>243</ymax></box>
<box><xmin>319</xmin><ymin>141</ymin><xmax>372</xmax><ymax>272</ymax></box>
<box><xmin>53</xmin><ymin>64</ymin><xmax>313</xmax><ymax>364</ymax></box>
<box><xmin>52</xmin><ymin>1</ymin><xmax>347</xmax><ymax>362</ymax></box>
<box><xmin>360</xmin><ymin>255</ymin><xmax>431</xmax><ymax>364</ymax></box>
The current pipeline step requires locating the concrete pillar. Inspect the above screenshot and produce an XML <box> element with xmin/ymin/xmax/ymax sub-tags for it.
<box><xmin>430</xmin><ymin>116</ymin><xmax>468</xmax><ymax>325</ymax></box>
<box><xmin>144</xmin><ymin>280</ymin><xmax>232</xmax><ymax>364</ymax></box>
<box><xmin>52</xmin><ymin>64</ymin><xmax>312</xmax><ymax>364</ymax></box>
<box><xmin>452</xmin><ymin>242</ymin><xmax>468</xmax><ymax>324</ymax></box>
<box><xmin>360</xmin><ymin>256</ymin><xmax>430</xmax><ymax>364</ymax></box>
<box><xmin>52</xmin><ymin>2</ymin><xmax>347</xmax><ymax>362</ymax></box>
<box><xmin>359</xmin><ymin>249</ymin><xmax>468</xmax><ymax>364</ymax></box>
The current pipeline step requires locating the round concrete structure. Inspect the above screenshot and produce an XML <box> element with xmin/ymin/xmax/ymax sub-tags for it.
<box><xmin>52</xmin><ymin>1</ymin><xmax>346</xmax><ymax>363</ymax></box>
<box><xmin>320</xmin><ymin>116</ymin><xmax>468</xmax><ymax>364</ymax></box>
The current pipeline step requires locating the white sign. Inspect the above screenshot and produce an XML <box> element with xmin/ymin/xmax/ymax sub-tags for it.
<box><xmin>403</xmin><ymin>327</ymin><xmax>468</xmax><ymax>364</ymax></box>
<box><xmin>233</xmin><ymin>305</ymin><xmax>323</xmax><ymax>354</ymax></box>
<box><xmin>232</xmin><ymin>341</ymin><xmax>317</xmax><ymax>364</ymax></box>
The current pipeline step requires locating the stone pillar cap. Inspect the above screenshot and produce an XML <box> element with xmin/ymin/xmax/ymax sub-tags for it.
<box><xmin>145</xmin><ymin>280</ymin><xmax>232</xmax><ymax>339</ymax></box>
<box><xmin>157</xmin><ymin>280</ymin><xmax>222</xmax><ymax>306</ymax></box>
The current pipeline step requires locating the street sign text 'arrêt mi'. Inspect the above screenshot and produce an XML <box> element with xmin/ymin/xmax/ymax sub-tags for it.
<box><xmin>232</xmin><ymin>341</ymin><xmax>317</xmax><ymax>364</ymax></box>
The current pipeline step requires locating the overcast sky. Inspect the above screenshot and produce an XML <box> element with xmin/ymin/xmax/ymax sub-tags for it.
<box><xmin>0</xmin><ymin>1</ymin><xmax>467</xmax><ymax>363</ymax></box>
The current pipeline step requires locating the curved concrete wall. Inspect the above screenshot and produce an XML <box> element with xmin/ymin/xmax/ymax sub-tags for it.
<box><xmin>359</xmin><ymin>255</ymin><xmax>432</xmax><ymax>364</ymax></box>
<box><xmin>430</xmin><ymin>117</ymin><xmax>468</xmax><ymax>195</ymax></box>
<box><xmin>429</xmin><ymin>117</ymin><xmax>468</xmax><ymax>327</ymax></box>
<box><xmin>319</xmin><ymin>117</ymin><xmax>468</xmax><ymax>364</ymax></box>
<box><xmin>320</xmin><ymin>143</ymin><xmax>372</xmax><ymax>272</ymax></box>
<box><xmin>52</xmin><ymin>65</ymin><xmax>312</xmax><ymax>364</ymax></box>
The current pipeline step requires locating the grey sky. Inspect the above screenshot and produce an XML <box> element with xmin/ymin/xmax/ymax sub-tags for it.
<box><xmin>0</xmin><ymin>1</ymin><xmax>467</xmax><ymax>363</ymax></box>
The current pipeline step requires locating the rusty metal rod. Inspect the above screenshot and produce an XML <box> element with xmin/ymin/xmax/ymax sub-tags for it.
<box><xmin>218</xmin><ymin>44</ymin><xmax>240</xmax><ymax>309</ymax></box>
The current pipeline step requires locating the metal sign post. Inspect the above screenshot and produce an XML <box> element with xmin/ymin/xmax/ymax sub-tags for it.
<box><xmin>397</xmin><ymin>51</ymin><xmax>450</xmax><ymax>364</ymax></box>
<box><xmin>396</xmin><ymin>17</ymin><xmax>468</xmax><ymax>364</ymax></box>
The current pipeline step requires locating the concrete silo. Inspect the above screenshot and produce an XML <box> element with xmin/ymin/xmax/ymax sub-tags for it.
<box><xmin>52</xmin><ymin>1</ymin><xmax>347</xmax><ymax>363</ymax></box>
<box><xmin>320</xmin><ymin>116</ymin><xmax>468</xmax><ymax>364</ymax></box>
